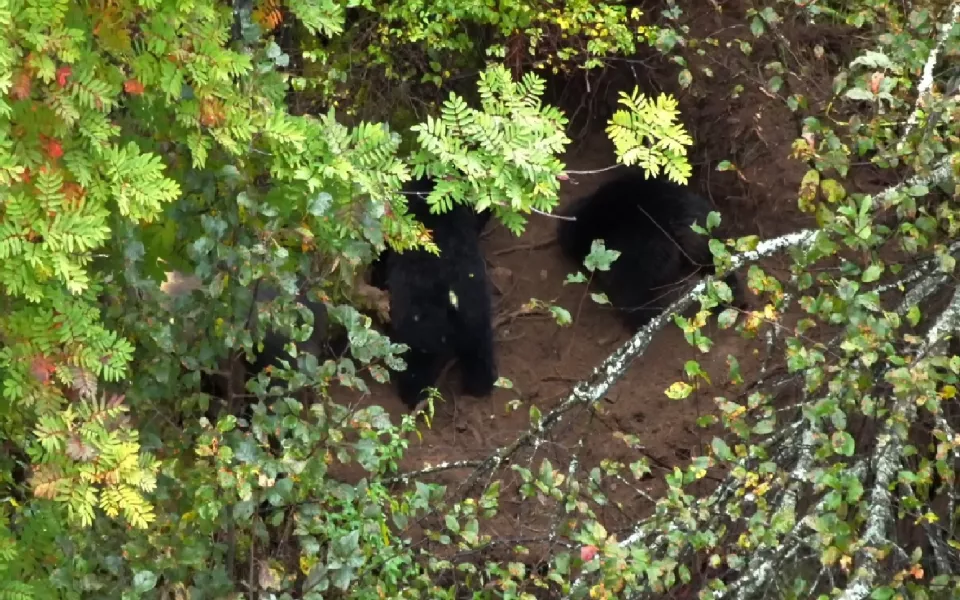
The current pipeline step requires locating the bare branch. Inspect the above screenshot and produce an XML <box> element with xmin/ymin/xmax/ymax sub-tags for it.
<box><xmin>838</xmin><ymin>286</ymin><xmax>960</xmax><ymax>598</ymax></box>
<box><xmin>898</xmin><ymin>0</ymin><xmax>960</xmax><ymax>145</ymax></box>
<box><xmin>461</xmin><ymin>226</ymin><xmax>819</xmax><ymax>497</ymax></box>
<box><xmin>386</xmin><ymin>459</ymin><xmax>484</xmax><ymax>484</ymax></box>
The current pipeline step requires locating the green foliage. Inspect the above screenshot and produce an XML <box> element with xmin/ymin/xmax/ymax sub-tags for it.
<box><xmin>582</xmin><ymin>240</ymin><xmax>621</xmax><ymax>273</ymax></box>
<box><xmin>606</xmin><ymin>88</ymin><xmax>694</xmax><ymax>183</ymax></box>
<box><xmin>294</xmin><ymin>0</ymin><xmax>645</xmax><ymax>110</ymax></box>
<box><xmin>409</xmin><ymin>64</ymin><xmax>571</xmax><ymax>236</ymax></box>
<box><xmin>629</xmin><ymin>0</ymin><xmax>960</xmax><ymax>598</ymax></box>
<box><xmin>2</xmin><ymin>0</ymin><xmax>665</xmax><ymax>593</ymax></box>
<box><xmin>12</xmin><ymin>0</ymin><xmax>957</xmax><ymax>597</ymax></box>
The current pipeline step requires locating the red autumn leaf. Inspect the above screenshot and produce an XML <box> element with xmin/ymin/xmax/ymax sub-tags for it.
<box><xmin>124</xmin><ymin>78</ymin><xmax>145</xmax><ymax>95</ymax></box>
<box><xmin>45</xmin><ymin>139</ymin><xmax>63</xmax><ymax>159</ymax></box>
<box><xmin>11</xmin><ymin>71</ymin><xmax>32</xmax><ymax>100</ymax></box>
<box><xmin>56</xmin><ymin>66</ymin><xmax>72</xmax><ymax>87</ymax></box>
<box><xmin>30</xmin><ymin>465</ymin><xmax>61</xmax><ymax>499</ymax></box>
<box><xmin>199</xmin><ymin>98</ymin><xmax>225</xmax><ymax>127</ymax></box>
<box><xmin>66</xmin><ymin>435</ymin><xmax>98</xmax><ymax>461</ymax></box>
<box><xmin>20</xmin><ymin>167</ymin><xmax>31</xmax><ymax>184</ymax></box>
<box><xmin>557</xmin><ymin>172</ymin><xmax>570</xmax><ymax>181</ymax></box>
<box><xmin>30</xmin><ymin>356</ymin><xmax>56</xmax><ymax>384</ymax></box>
<box><xmin>580</xmin><ymin>545</ymin><xmax>599</xmax><ymax>562</ymax></box>
<box><xmin>61</xmin><ymin>182</ymin><xmax>86</xmax><ymax>208</ymax></box>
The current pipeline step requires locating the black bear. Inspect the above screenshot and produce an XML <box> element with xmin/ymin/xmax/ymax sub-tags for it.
<box><xmin>557</xmin><ymin>169</ymin><xmax>743</xmax><ymax>330</ymax></box>
<box><xmin>371</xmin><ymin>178</ymin><xmax>498</xmax><ymax>409</ymax></box>
<box><xmin>244</xmin><ymin>281</ymin><xmax>344</xmax><ymax>379</ymax></box>
<box><xmin>161</xmin><ymin>272</ymin><xmax>345</xmax><ymax>403</ymax></box>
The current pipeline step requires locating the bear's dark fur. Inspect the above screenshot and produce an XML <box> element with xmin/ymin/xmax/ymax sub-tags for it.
<box><xmin>557</xmin><ymin>170</ymin><xmax>743</xmax><ymax>330</ymax></box>
<box><xmin>245</xmin><ymin>282</ymin><xmax>344</xmax><ymax>378</ymax></box>
<box><xmin>371</xmin><ymin>178</ymin><xmax>497</xmax><ymax>409</ymax></box>
<box><xmin>185</xmin><ymin>277</ymin><xmax>346</xmax><ymax>409</ymax></box>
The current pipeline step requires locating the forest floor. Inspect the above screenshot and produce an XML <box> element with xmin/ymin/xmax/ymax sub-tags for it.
<box><xmin>331</xmin><ymin>1</ymin><xmax>826</xmax><ymax>478</ymax></box>
<box><xmin>326</xmin><ymin>0</ymin><xmax>892</xmax><ymax>577</ymax></box>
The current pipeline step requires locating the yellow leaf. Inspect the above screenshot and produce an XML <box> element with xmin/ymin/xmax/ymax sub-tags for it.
<box><xmin>665</xmin><ymin>381</ymin><xmax>694</xmax><ymax>400</ymax></box>
<box><xmin>840</xmin><ymin>554</ymin><xmax>852</xmax><ymax>571</ymax></box>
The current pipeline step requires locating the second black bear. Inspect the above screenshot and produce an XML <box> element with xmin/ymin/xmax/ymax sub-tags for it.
<box><xmin>371</xmin><ymin>178</ymin><xmax>498</xmax><ymax>410</ymax></box>
<box><xmin>245</xmin><ymin>282</ymin><xmax>344</xmax><ymax>379</ymax></box>
<box><xmin>162</xmin><ymin>272</ymin><xmax>346</xmax><ymax>403</ymax></box>
<box><xmin>557</xmin><ymin>170</ymin><xmax>743</xmax><ymax>330</ymax></box>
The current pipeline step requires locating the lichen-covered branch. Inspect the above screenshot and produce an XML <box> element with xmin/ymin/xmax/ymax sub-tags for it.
<box><xmin>836</xmin><ymin>401</ymin><xmax>914</xmax><ymax>600</ymax></box>
<box><xmin>718</xmin><ymin>460</ymin><xmax>871</xmax><ymax>600</ymax></box>
<box><xmin>838</xmin><ymin>286</ymin><xmax>960</xmax><ymax>598</ymax></box>
<box><xmin>898</xmin><ymin>0</ymin><xmax>960</xmax><ymax>145</ymax></box>
<box><xmin>924</xmin><ymin>283</ymin><xmax>960</xmax><ymax>350</ymax></box>
<box><xmin>459</xmin><ymin>228</ymin><xmax>819</xmax><ymax>493</ymax></box>
<box><xmin>386</xmin><ymin>459</ymin><xmax>484</xmax><ymax>484</ymax></box>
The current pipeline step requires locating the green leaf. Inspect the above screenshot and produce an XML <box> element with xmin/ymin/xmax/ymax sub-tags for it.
<box><xmin>665</xmin><ymin>381</ymin><xmax>694</xmax><ymax>400</ymax></box>
<box><xmin>530</xmin><ymin>404</ymin><xmax>543</xmax><ymax>426</ymax></box>
<box><xmin>684</xmin><ymin>360</ymin><xmax>703</xmax><ymax>378</ymax></box>
<box><xmin>939</xmin><ymin>253</ymin><xmax>957</xmax><ymax>273</ymax></box>
<box><xmin>907</xmin><ymin>305</ymin><xmax>922</xmax><ymax>327</ymax></box>
<box><xmin>851</xmin><ymin>50</ymin><xmax>895</xmax><ymax>70</ymax></box>
<box><xmin>752</xmin><ymin>419</ymin><xmax>775</xmax><ymax>435</ymax></box>
<box><xmin>712</xmin><ymin>438</ymin><xmax>733</xmax><ymax>461</ymax></box>
<box><xmin>870</xmin><ymin>587</ymin><xmax>896</xmax><ymax>600</ymax></box>
<box><xmin>308</xmin><ymin>192</ymin><xmax>332</xmax><ymax>216</ymax></box>
<box><xmin>861</xmin><ymin>264</ymin><xmax>883</xmax><ymax>282</ymax></box>
<box><xmin>697</xmin><ymin>414</ymin><xmax>718</xmax><ymax>427</ymax></box>
<box><xmin>845</xmin><ymin>88</ymin><xmax>875</xmax><ymax>101</ymax></box>
<box><xmin>832</xmin><ymin>431</ymin><xmax>855</xmax><ymax>456</ymax></box>
<box><xmin>462</xmin><ymin>518</ymin><xmax>479</xmax><ymax>545</ymax></box>
<box><xmin>330</xmin><ymin>566</ymin><xmax>356</xmax><ymax>591</ymax></box>
<box><xmin>590</xmin><ymin>292</ymin><xmax>611</xmax><ymax>305</ymax></box>
<box><xmin>821</xmin><ymin>179</ymin><xmax>846</xmax><ymax>203</ymax></box>
<box><xmin>706</xmin><ymin>211</ymin><xmax>721</xmax><ymax>230</ymax></box>
<box><xmin>846</xmin><ymin>478</ymin><xmax>864</xmax><ymax>502</ymax></box>
<box><xmin>554</xmin><ymin>552</ymin><xmax>571</xmax><ymax>575</ymax></box>
<box><xmin>584</xmin><ymin>240</ymin><xmax>621</xmax><ymax>272</ymax></box>
<box><xmin>133</xmin><ymin>571</ymin><xmax>158</xmax><ymax>592</ymax></box>
<box><xmin>549</xmin><ymin>305</ymin><xmax>573</xmax><ymax>326</ymax></box>
<box><xmin>717</xmin><ymin>308</ymin><xmax>739</xmax><ymax>329</ymax></box>
<box><xmin>727</xmin><ymin>355</ymin><xmax>743</xmax><ymax>385</ymax></box>
<box><xmin>444</xmin><ymin>514</ymin><xmax>460</xmax><ymax>533</ymax></box>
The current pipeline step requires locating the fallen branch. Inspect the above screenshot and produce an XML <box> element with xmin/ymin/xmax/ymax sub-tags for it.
<box><xmin>386</xmin><ymin>459</ymin><xmax>485</xmax><ymax>485</ymax></box>
<box><xmin>897</xmin><ymin>0</ymin><xmax>960</xmax><ymax>146</ymax></box>
<box><xmin>460</xmin><ymin>228</ymin><xmax>818</xmax><ymax>495</ymax></box>
<box><xmin>837</xmin><ymin>285</ymin><xmax>960</xmax><ymax>599</ymax></box>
